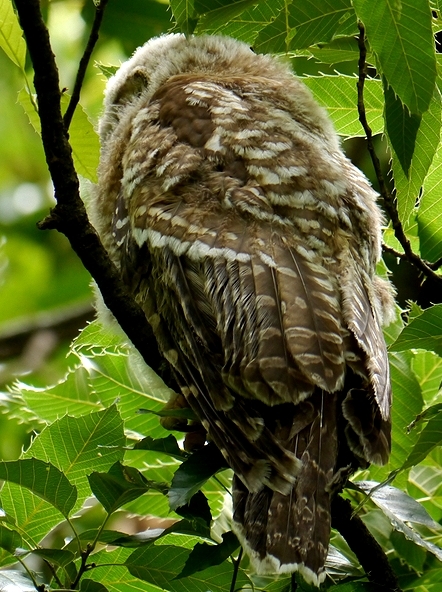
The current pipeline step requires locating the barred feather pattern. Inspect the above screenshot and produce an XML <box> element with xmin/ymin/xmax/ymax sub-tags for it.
<box><xmin>94</xmin><ymin>34</ymin><xmax>394</xmax><ymax>587</ymax></box>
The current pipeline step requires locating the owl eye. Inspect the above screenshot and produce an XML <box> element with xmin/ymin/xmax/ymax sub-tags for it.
<box><xmin>113</xmin><ymin>68</ymin><xmax>149</xmax><ymax>107</ymax></box>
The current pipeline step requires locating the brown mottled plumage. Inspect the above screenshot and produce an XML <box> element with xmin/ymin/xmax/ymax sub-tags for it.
<box><xmin>93</xmin><ymin>34</ymin><xmax>394</xmax><ymax>586</ymax></box>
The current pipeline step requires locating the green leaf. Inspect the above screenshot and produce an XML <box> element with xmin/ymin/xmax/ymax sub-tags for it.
<box><xmin>88</xmin><ymin>462</ymin><xmax>157</xmax><ymax>514</ymax></box>
<box><xmin>170</xmin><ymin>0</ymin><xmax>198</xmax><ymax>34</ymax></box>
<box><xmin>390</xmin><ymin>88</ymin><xmax>441</xmax><ymax>225</ymax></box>
<box><xmin>95</xmin><ymin>64</ymin><xmax>119</xmax><ymax>80</ymax></box>
<box><xmin>30</xmin><ymin>548</ymin><xmax>75</xmax><ymax>567</ymax></box>
<box><xmin>73</xmin><ymin>321</ymin><xmax>175</xmax><ymax>437</ymax></box>
<box><xmin>358</xmin><ymin>481</ymin><xmax>442</xmax><ymax>561</ymax></box>
<box><xmin>308</xmin><ymin>35</ymin><xmax>360</xmax><ymax>64</ymax></box>
<box><xmin>0</xmin><ymin>459</ymin><xmax>77</xmax><ymax>517</ymax></box>
<box><xmin>303</xmin><ymin>76</ymin><xmax>383</xmax><ymax>137</ymax></box>
<box><xmin>390</xmin><ymin>304</ymin><xmax>442</xmax><ymax>355</ymax></box>
<box><xmin>125</xmin><ymin>544</ymin><xmax>251</xmax><ymax>592</ymax></box>
<box><xmin>197</xmin><ymin>0</ymin><xmax>283</xmax><ymax>44</ymax></box>
<box><xmin>368</xmin><ymin>352</ymin><xmax>423</xmax><ymax>483</ymax></box>
<box><xmin>17</xmin><ymin>89</ymin><xmax>99</xmax><ymax>183</ymax></box>
<box><xmin>391</xmin><ymin>529</ymin><xmax>427</xmax><ymax>572</ymax></box>
<box><xmin>407</xmin><ymin>403</ymin><xmax>442</xmax><ymax>432</ymax></box>
<box><xmin>0</xmin><ymin>0</ymin><xmax>26</xmax><ymax>68</ymax></box>
<box><xmin>169</xmin><ymin>444</ymin><xmax>227</xmax><ymax>510</ymax></box>
<box><xmin>0</xmin><ymin>407</ymin><xmax>124</xmax><ymax>562</ymax></box>
<box><xmin>82</xmin><ymin>547</ymin><xmax>159</xmax><ymax>592</ymax></box>
<box><xmin>177</xmin><ymin>531</ymin><xmax>240</xmax><ymax>579</ymax></box>
<box><xmin>401</xmin><ymin>412</ymin><xmax>442</xmax><ymax>470</ymax></box>
<box><xmin>412</xmin><ymin>351</ymin><xmax>442</xmax><ymax>405</ymax></box>
<box><xmin>138</xmin><ymin>407</ymin><xmax>197</xmax><ymax>421</ymax></box>
<box><xmin>0</xmin><ymin>524</ymin><xmax>25</xmax><ymax>555</ymax></box>
<box><xmin>133</xmin><ymin>435</ymin><xmax>186</xmax><ymax>460</ymax></box>
<box><xmin>255</xmin><ymin>0</ymin><xmax>355</xmax><ymax>53</ymax></box>
<box><xmin>418</xmin><ymin>138</ymin><xmax>442</xmax><ymax>261</ymax></box>
<box><xmin>195</xmin><ymin>0</ymin><xmax>259</xmax><ymax>26</ymax></box>
<box><xmin>384</xmin><ymin>82</ymin><xmax>422</xmax><ymax>177</ymax></box>
<box><xmin>61</xmin><ymin>94</ymin><xmax>100</xmax><ymax>182</ymax></box>
<box><xmin>80</xmin><ymin>580</ymin><xmax>110</xmax><ymax>592</ymax></box>
<box><xmin>84</xmin><ymin>517</ymin><xmax>210</xmax><ymax>548</ymax></box>
<box><xmin>352</xmin><ymin>0</ymin><xmax>436</xmax><ymax>114</ymax></box>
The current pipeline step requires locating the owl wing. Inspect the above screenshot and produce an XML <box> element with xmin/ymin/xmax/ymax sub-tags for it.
<box><xmin>113</xmin><ymin>75</ymin><xmax>390</xmax><ymax>490</ymax></box>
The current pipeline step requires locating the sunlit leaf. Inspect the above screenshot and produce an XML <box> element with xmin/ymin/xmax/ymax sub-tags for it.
<box><xmin>255</xmin><ymin>0</ymin><xmax>355</xmax><ymax>53</ymax></box>
<box><xmin>353</xmin><ymin>0</ymin><xmax>436</xmax><ymax>114</ymax></box>
<box><xmin>390</xmin><ymin>89</ymin><xmax>441</xmax><ymax>226</ymax></box>
<box><xmin>401</xmin><ymin>412</ymin><xmax>442</xmax><ymax>470</ymax></box>
<box><xmin>303</xmin><ymin>76</ymin><xmax>383</xmax><ymax>137</ymax></box>
<box><xmin>17</xmin><ymin>89</ymin><xmax>99</xmax><ymax>182</ymax></box>
<box><xmin>390</xmin><ymin>305</ymin><xmax>442</xmax><ymax>355</ymax></box>
<box><xmin>125</xmin><ymin>544</ymin><xmax>251</xmax><ymax>592</ymax></box>
<box><xmin>0</xmin><ymin>459</ymin><xmax>77</xmax><ymax>518</ymax></box>
<box><xmin>0</xmin><ymin>407</ymin><xmax>124</xmax><ymax>561</ymax></box>
<box><xmin>0</xmin><ymin>0</ymin><xmax>26</xmax><ymax>68</ymax></box>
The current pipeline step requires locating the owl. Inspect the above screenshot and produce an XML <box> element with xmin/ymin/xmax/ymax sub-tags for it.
<box><xmin>93</xmin><ymin>34</ymin><xmax>395</xmax><ymax>586</ymax></box>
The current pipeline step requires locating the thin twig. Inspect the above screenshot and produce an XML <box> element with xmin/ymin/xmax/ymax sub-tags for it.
<box><xmin>63</xmin><ymin>0</ymin><xmax>110</xmax><ymax>130</ymax></box>
<box><xmin>382</xmin><ymin>243</ymin><xmax>408</xmax><ymax>262</ymax></box>
<box><xmin>357</xmin><ymin>22</ymin><xmax>442</xmax><ymax>286</ymax></box>
<box><xmin>230</xmin><ymin>547</ymin><xmax>243</xmax><ymax>592</ymax></box>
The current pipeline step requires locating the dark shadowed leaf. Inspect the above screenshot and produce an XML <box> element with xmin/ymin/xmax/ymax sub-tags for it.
<box><xmin>80</xmin><ymin>579</ymin><xmax>110</xmax><ymax>592</ymax></box>
<box><xmin>138</xmin><ymin>407</ymin><xmax>197</xmax><ymax>421</ymax></box>
<box><xmin>133</xmin><ymin>435</ymin><xmax>186</xmax><ymax>460</ymax></box>
<box><xmin>176</xmin><ymin>531</ymin><xmax>240</xmax><ymax>578</ymax></box>
<box><xmin>30</xmin><ymin>548</ymin><xmax>75</xmax><ymax>567</ymax></box>
<box><xmin>88</xmin><ymin>461</ymin><xmax>166</xmax><ymax>513</ymax></box>
<box><xmin>0</xmin><ymin>525</ymin><xmax>25</xmax><ymax>555</ymax></box>
<box><xmin>169</xmin><ymin>444</ymin><xmax>227</xmax><ymax>510</ymax></box>
<box><xmin>175</xmin><ymin>490</ymin><xmax>212</xmax><ymax>526</ymax></box>
<box><xmin>384</xmin><ymin>81</ymin><xmax>421</xmax><ymax>177</ymax></box>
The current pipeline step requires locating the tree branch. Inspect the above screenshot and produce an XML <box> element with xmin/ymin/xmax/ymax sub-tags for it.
<box><xmin>63</xmin><ymin>0</ymin><xmax>109</xmax><ymax>130</ymax></box>
<box><xmin>13</xmin><ymin>0</ymin><xmax>174</xmax><ymax>389</ymax></box>
<box><xmin>331</xmin><ymin>496</ymin><xmax>402</xmax><ymax>591</ymax></box>
<box><xmin>357</xmin><ymin>22</ymin><xmax>442</xmax><ymax>286</ymax></box>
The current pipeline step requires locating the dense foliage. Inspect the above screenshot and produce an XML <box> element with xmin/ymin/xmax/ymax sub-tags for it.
<box><xmin>1</xmin><ymin>1</ymin><xmax>442</xmax><ymax>591</ymax></box>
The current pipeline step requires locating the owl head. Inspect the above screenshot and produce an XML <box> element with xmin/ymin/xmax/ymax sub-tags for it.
<box><xmin>99</xmin><ymin>34</ymin><xmax>335</xmax><ymax>146</ymax></box>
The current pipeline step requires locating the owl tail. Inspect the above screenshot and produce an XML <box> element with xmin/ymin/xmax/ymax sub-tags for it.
<box><xmin>232</xmin><ymin>390</ymin><xmax>339</xmax><ymax>587</ymax></box>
